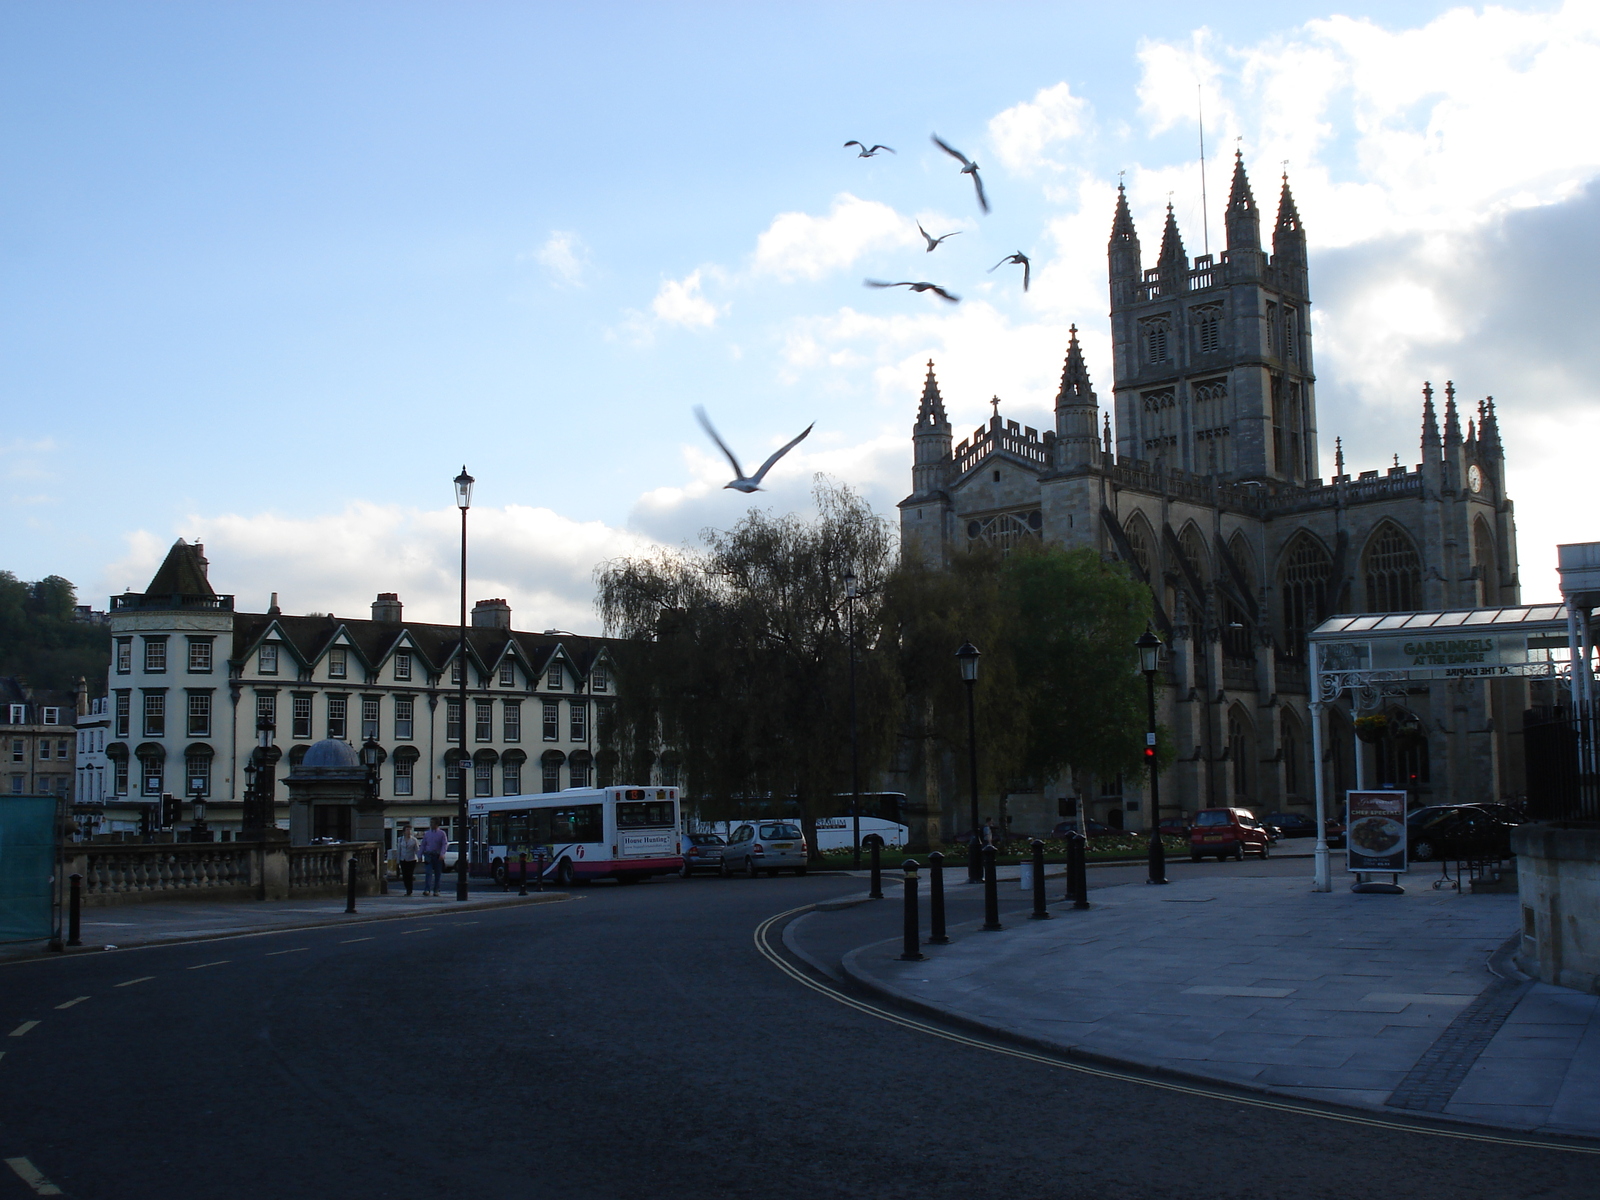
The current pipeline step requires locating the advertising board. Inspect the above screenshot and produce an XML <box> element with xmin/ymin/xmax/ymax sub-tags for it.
<box><xmin>1345</xmin><ymin>790</ymin><xmax>1408</xmax><ymax>873</ymax></box>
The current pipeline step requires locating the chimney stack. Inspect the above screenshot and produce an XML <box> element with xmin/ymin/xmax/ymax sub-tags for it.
<box><xmin>371</xmin><ymin>592</ymin><xmax>404</xmax><ymax>622</ymax></box>
<box><xmin>472</xmin><ymin>599</ymin><xmax>512</xmax><ymax>630</ymax></box>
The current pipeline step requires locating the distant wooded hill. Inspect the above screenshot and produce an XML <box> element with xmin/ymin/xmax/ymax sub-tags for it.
<box><xmin>0</xmin><ymin>573</ymin><xmax>111</xmax><ymax>693</ymax></box>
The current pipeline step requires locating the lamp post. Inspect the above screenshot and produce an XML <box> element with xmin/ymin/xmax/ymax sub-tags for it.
<box><xmin>189</xmin><ymin>775</ymin><xmax>209</xmax><ymax>843</ymax></box>
<box><xmin>243</xmin><ymin>761</ymin><xmax>258</xmax><ymax>838</ymax></box>
<box><xmin>1137</xmin><ymin>627</ymin><xmax>1167</xmax><ymax>885</ymax></box>
<box><xmin>453</xmin><ymin>465</ymin><xmax>474</xmax><ymax>902</ymax></box>
<box><xmin>956</xmin><ymin>641</ymin><xmax>981</xmax><ymax>884</ymax></box>
<box><xmin>845</xmin><ymin>566</ymin><xmax>861</xmax><ymax>869</ymax></box>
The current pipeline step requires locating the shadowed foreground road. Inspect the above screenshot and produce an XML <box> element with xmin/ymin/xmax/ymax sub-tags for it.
<box><xmin>0</xmin><ymin>864</ymin><xmax>1594</xmax><ymax>1199</ymax></box>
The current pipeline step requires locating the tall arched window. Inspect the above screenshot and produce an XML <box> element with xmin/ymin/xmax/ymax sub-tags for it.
<box><xmin>1179</xmin><ymin>524</ymin><xmax>1210</xmax><ymax>584</ymax></box>
<box><xmin>1223</xmin><ymin>532</ymin><xmax>1255</xmax><ymax>658</ymax></box>
<box><xmin>1280</xmin><ymin>712</ymin><xmax>1305</xmax><ymax>799</ymax></box>
<box><xmin>1281</xmin><ymin>533</ymin><xmax>1332</xmax><ymax>656</ymax></box>
<box><xmin>1124</xmin><ymin>513</ymin><xmax>1155</xmax><ymax>581</ymax></box>
<box><xmin>1363</xmin><ymin>522</ymin><xmax>1421</xmax><ymax>613</ymax></box>
<box><xmin>1473</xmin><ymin>519</ymin><xmax>1497</xmax><ymax>607</ymax></box>
<box><xmin>1228</xmin><ymin>707</ymin><xmax>1253</xmax><ymax>801</ymax></box>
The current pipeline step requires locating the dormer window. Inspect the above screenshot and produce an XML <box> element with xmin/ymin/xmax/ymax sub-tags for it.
<box><xmin>259</xmin><ymin>643</ymin><xmax>279</xmax><ymax>675</ymax></box>
<box><xmin>547</xmin><ymin>662</ymin><xmax>563</xmax><ymax>690</ymax></box>
<box><xmin>593</xmin><ymin>665</ymin><xmax>608</xmax><ymax>692</ymax></box>
<box><xmin>394</xmin><ymin>651</ymin><xmax>412</xmax><ymax>681</ymax></box>
<box><xmin>328</xmin><ymin>647</ymin><xmax>347</xmax><ymax>679</ymax></box>
<box><xmin>499</xmin><ymin>663</ymin><xmax>515</xmax><ymax>687</ymax></box>
<box><xmin>451</xmin><ymin>661</ymin><xmax>463</xmax><ymax>685</ymax></box>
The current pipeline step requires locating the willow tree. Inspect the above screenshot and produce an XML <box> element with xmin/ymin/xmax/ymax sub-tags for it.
<box><xmin>595</xmin><ymin>481</ymin><xmax>897</xmax><ymax>860</ymax></box>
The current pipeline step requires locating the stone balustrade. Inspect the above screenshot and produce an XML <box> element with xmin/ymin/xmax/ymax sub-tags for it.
<box><xmin>59</xmin><ymin>841</ymin><xmax>382</xmax><ymax>907</ymax></box>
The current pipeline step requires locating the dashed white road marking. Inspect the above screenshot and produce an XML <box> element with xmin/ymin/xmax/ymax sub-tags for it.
<box><xmin>339</xmin><ymin>937</ymin><xmax>373</xmax><ymax>944</ymax></box>
<box><xmin>8</xmin><ymin>1022</ymin><xmax>38</xmax><ymax>1038</ymax></box>
<box><xmin>54</xmin><ymin>997</ymin><xmax>89</xmax><ymax>1010</ymax></box>
<box><xmin>113</xmin><ymin>976</ymin><xmax>154</xmax><ymax>988</ymax></box>
<box><xmin>5</xmin><ymin>1156</ymin><xmax>63</xmax><ymax>1195</ymax></box>
<box><xmin>186</xmin><ymin>961</ymin><xmax>230</xmax><ymax>970</ymax></box>
<box><xmin>401</xmin><ymin>929</ymin><xmax>431</xmax><ymax>935</ymax></box>
<box><xmin>265</xmin><ymin>948</ymin><xmax>308</xmax><ymax>956</ymax></box>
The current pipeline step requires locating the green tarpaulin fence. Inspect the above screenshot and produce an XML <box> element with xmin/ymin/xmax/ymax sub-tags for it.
<box><xmin>0</xmin><ymin>796</ymin><xmax>59</xmax><ymax>943</ymax></box>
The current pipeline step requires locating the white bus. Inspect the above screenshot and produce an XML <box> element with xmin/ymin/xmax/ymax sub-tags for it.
<box><xmin>467</xmin><ymin>787</ymin><xmax>681</xmax><ymax>886</ymax></box>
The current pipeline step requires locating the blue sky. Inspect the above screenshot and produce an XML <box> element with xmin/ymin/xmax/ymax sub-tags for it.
<box><xmin>4</xmin><ymin>1</ymin><xmax>1595</xmax><ymax>628</ymax></box>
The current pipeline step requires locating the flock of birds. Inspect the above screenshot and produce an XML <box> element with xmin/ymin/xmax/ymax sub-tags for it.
<box><xmin>697</xmin><ymin>132</ymin><xmax>1029</xmax><ymax>491</ymax></box>
<box><xmin>857</xmin><ymin>134</ymin><xmax>1029</xmax><ymax>303</ymax></box>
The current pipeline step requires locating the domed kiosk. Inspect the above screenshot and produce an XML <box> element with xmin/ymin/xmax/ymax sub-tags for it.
<box><xmin>285</xmin><ymin>738</ymin><xmax>385</xmax><ymax>847</ymax></box>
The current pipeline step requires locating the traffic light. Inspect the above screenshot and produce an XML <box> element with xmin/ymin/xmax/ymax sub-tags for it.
<box><xmin>160</xmin><ymin>793</ymin><xmax>179</xmax><ymax>828</ymax></box>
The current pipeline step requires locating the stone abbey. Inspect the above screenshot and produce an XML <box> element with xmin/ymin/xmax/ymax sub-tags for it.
<box><xmin>898</xmin><ymin>153</ymin><xmax>1522</xmax><ymax>832</ymax></box>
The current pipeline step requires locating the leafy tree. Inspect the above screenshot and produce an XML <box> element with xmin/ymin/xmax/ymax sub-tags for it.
<box><xmin>0</xmin><ymin>572</ymin><xmax>111</xmax><ymax>692</ymax></box>
<box><xmin>596</xmin><ymin>481</ymin><xmax>897</xmax><ymax>860</ymax></box>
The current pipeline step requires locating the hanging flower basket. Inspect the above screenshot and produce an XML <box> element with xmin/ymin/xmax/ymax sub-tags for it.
<box><xmin>1354</xmin><ymin>715</ymin><xmax>1389</xmax><ymax>744</ymax></box>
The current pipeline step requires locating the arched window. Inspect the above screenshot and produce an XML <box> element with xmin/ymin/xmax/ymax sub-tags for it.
<box><xmin>1280</xmin><ymin>533</ymin><xmax>1332</xmax><ymax>656</ymax></box>
<box><xmin>1179</xmin><ymin>524</ymin><xmax>1210</xmax><ymax>584</ymax></box>
<box><xmin>1280</xmin><ymin>711</ymin><xmax>1305</xmax><ymax>799</ymax></box>
<box><xmin>1124</xmin><ymin>513</ymin><xmax>1155</xmax><ymax>581</ymax></box>
<box><xmin>1227</xmin><ymin>707</ymin><xmax>1253</xmax><ymax>801</ymax></box>
<box><xmin>1473</xmin><ymin>519</ymin><xmax>1497</xmax><ymax>607</ymax></box>
<box><xmin>1363</xmin><ymin>522</ymin><xmax>1421</xmax><ymax>613</ymax></box>
<box><xmin>392</xmin><ymin>746</ymin><xmax>420</xmax><ymax>797</ymax></box>
<box><xmin>473</xmin><ymin>749</ymin><xmax>498</xmax><ymax>798</ymax></box>
<box><xmin>1223</xmin><ymin>532</ymin><xmax>1255</xmax><ymax>659</ymax></box>
<box><xmin>569</xmin><ymin>750</ymin><xmax>592</xmax><ymax>789</ymax></box>
<box><xmin>443</xmin><ymin>747</ymin><xmax>467</xmax><ymax>798</ymax></box>
<box><xmin>501</xmin><ymin>749</ymin><xmax>526</xmax><ymax>796</ymax></box>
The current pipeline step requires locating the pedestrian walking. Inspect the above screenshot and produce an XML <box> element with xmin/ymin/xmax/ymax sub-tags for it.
<box><xmin>420</xmin><ymin>820</ymin><xmax>448</xmax><ymax>897</ymax></box>
<box><xmin>982</xmin><ymin>817</ymin><xmax>996</xmax><ymax>847</ymax></box>
<box><xmin>395</xmin><ymin>824</ymin><xmax>420</xmax><ymax>896</ymax></box>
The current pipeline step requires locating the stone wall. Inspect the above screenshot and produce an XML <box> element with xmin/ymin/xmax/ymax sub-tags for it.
<box><xmin>60</xmin><ymin>840</ymin><xmax>382</xmax><ymax>906</ymax></box>
<box><xmin>1512</xmin><ymin>823</ymin><xmax>1600</xmax><ymax>993</ymax></box>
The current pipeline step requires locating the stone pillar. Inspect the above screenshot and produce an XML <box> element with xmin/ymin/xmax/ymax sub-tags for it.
<box><xmin>1513</xmin><ymin>824</ymin><xmax>1600</xmax><ymax>994</ymax></box>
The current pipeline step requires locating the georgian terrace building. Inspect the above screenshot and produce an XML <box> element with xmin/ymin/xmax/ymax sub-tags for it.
<box><xmin>106</xmin><ymin>539</ymin><xmax>620</xmax><ymax>838</ymax></box>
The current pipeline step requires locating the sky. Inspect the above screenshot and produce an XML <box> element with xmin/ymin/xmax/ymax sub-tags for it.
<box><xmin>4</xmin><ymin>1</ymin><xmax>1597</xmax><ymax>631</ymax></box>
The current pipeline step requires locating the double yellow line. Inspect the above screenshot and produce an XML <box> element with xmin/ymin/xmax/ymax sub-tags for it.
<box><xmin>753</xmin><ymin>904</ymin><xmax>1599</xmax><ymax>1156</ymax></box>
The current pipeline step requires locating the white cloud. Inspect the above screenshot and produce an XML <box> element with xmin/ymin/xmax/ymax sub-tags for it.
<box><xmin>751</xmin><ymin>193</ymin><xmax>921</xmax><ymax>282</ymax></box>
<box><xmin>988</xmin><ymin>82</ymin><xmax>1091</xmax><ymax>173</ymax></box>
<box><xmin>103</xmin><ymin>503</ymin><xmax>658</xmax><ymax>635</ymax></box>
<box><xmin>651</xmin><ymin>269</ymin><xmax>721</xmax><ymax>329</ymax></box>
<box><xmin>532</xmin><ymin>230</ymin><xmax>588</xmax><ymax>286</ymax></box>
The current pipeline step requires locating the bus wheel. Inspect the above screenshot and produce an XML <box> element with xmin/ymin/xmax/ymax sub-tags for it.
<box><xmin>555</xmin><ymin>859</ymin><xmax>575</xmax><ymax>887</ymax></box>
<box><xmin>492</xmin><ymin>861</ymin><xmax>508</xmax><ymax>888</ymax></box>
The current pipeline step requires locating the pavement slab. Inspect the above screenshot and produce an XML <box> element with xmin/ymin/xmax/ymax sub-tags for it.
<box><xmin>828</xmin><ymin>873</ymin><xmax>1600</xmax><ymax>1137</ymax></box>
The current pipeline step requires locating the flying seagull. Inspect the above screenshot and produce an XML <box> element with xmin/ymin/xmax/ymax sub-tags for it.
<box><xmin>864</xmin><ymin>279</ymin><xmax>961</xmax><ymax>303</ymax></box>
<box><xmin>917</xmin><ymin>222</ymin><xmax>962</xmax><ymax>252</ymax></box>
<box><xmin>694</xmin><ymin>407</ymin><xmax>813</xmax><ymax>493</ymax></box>
<box><xmin>844</xmin><ymin>141</ymin><xmax>895</xmax><ymax>157</ymax></box>
<box><xmin>989</xmin><ymin>251</ymin><xmax>1031</xmax><ymax>291</ymax></box>
<box><xmin>931</xmin><ymin>134</ymin><xmax>989</xmax><ymax>212</ymax></box>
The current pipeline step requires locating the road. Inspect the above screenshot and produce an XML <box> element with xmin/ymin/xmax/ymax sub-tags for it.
<box><xmin>0</xmin><ymin>856</ymin><xmax>1592</xmax><ymax>1199</ymax></box>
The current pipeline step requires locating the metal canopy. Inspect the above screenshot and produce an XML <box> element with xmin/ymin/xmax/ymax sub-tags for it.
<box><xmin>1308</xmin><ymin>603</ymin><xmax>1579</xmax><ymax>700</ymax></box>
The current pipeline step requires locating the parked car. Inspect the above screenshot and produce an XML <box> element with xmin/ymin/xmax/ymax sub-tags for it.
<box><xmin>443</xmin><ymin>841</ymin><xmax>460</xmax><ymax>870</ymax></box>
<box><xmin>1264</xmin><ymin>812</ymin><xmax>1347</xmax><ymax>846</ymax></box>
<box><xmin>679</xmin><ymin>832</ymin><xmax>726</xmax><ymax>878</ymax></box>
<box><xmin>1406</xmin><ymin>805</ymin><xmax>1514</xmax><ymax>862</ymax></box>
<box><xmin>1188</xmin><ymin>808</ymin><xmax>1273</xmax><ymax>861</ymax></box>
<box><xmin>1156</xmin><ymin>817</ymin><xmax>1191</xmax><ymax>838</ymax></box>
<box><xmin>722</xmin><ymin>821</ymin><xmax>808</xmax><ymax>877</ymax></box>
<box><xmin>1052</xmin><ymin>818</ymin><xmax>1121</xmax><ymax>839</ymax></box>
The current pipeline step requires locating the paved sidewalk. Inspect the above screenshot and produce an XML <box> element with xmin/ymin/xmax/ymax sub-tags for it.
<box><xmin>839</xmin><ymin>875</ymin><xmax>1600</xmax><ymax>1138</ymax></box>
<box><xmin>0</xmin><ymin>887</ymin><xmax>569</xmax><ymax>961</ymax></box>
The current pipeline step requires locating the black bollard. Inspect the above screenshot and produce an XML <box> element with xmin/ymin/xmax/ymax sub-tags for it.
<box><xmin>345</xmin><ymin>855</ymin><xmax>359</xmax><ymax>914</ymax></box>
<box><xmin>927</xmin><ymin>850</ymin><xmax>950</xmax><ymax>944</ymax></box>
<box><xmin>1067</xmin><ymin>830</ymin><xmax>1090</xmax><ymax>910</ymax></box>
<box><xmin>67</xmin><ymin>873</ymin><xmax>83</xmax><ymax>947</ymax></box>
<box><xmin>518</xmin><ymin>852</ymin><xmax>528</xmax><ymax>896</ymax></box>
<box><xmin>869</xmin><ymin>837</ymin><xmax>883</xmax><ymax>900</ymax></box>
<box><xmin>982</xmin><ymin>844</ymin><xmax>1003</xmax><ymax>930</ymax></box>
<box><xmin>1029</xmin><ymin>839</ymin><xmax>1051</xmax><ymax>920</ymax></box>
<box><xmin>900</xmin><ymin>860</ymin><xmax>925</xmax><ymax>961</ymax></box>
<box><xmin>535</xmin><ymin>849</ymin><xmax>546</xmax><ymax>892</ymax></box>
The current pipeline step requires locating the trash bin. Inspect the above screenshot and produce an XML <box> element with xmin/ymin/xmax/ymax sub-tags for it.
<box><xmin>1019</xmin><ymin>860</ymin><xmax>1033</xmax><ymax>891</ymax></box>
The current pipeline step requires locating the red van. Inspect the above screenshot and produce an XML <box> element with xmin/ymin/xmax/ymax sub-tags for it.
<box><xmin>1189</xmin><ymin>808</ymin><xmax>1272</xmax><ymax>861</ymax></box>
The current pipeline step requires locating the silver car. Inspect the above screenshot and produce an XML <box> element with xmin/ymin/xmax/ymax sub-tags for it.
<box><xmin>680</xmin><ymin>831</ymin><xmax>726</xmax><ymax>877</ymax></box>
<box><xmin>722</xmin><ymin>821</ymin><xmax>808</xmax><ymax>877</ymax></box>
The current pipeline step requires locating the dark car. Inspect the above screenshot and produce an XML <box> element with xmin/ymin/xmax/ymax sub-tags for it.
<box><xmin>679</xmin><ymin>831</ymin><xmax>726</xmax><ymax>878</ymax></box>
<box><xmin>1406</xmin><ymin>805</ymin><xmax>1515</xmax><ymax>862</ymax></box>
<box><xmin>1052</xmin><ymin>818</ymin><xmax>1121</xmax><ymax>839</ymax></box>
<box><xmin>1264</xmin><ymin>811</ymin><xmax>1347</xmax><ymax>846</ymax></box>
<box><xmin>1157</xmin><ymin>817</ymin><xmax>1191</xmax><ymax>838</ymax></box>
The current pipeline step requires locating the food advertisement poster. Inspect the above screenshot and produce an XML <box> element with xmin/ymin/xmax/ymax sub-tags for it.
<box><xmin>1346</xmin><ymin>791</ymin><xmax>1408</xmax><ymax>872</ymax></box>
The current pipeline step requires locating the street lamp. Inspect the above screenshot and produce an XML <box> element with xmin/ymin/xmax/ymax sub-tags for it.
<box><xmin>956</xmin><ymin>641</ymin><xmax>981</xmax><ymax>883</ymax></box>
<box><xmin>189</xmin><ymin>775</ymin><xmax>209</xmax><ymax>842</ymax></box>
<box><xmin>453</xmin><ymin>466</ymin><xmax>474</xmax><ymax>902</ymax></box>
<box><xmin>243</xmin><ymin>761</ymin><xmax>258</xmax><ymax>838</ymax></box>
<box><xmin>845</xmin><ymin>566</ymin><xmax>861</xmax><ymax>869</ymax></box>
<box><xmin>1137</xmin><ymin>627</ymin><xmax>1167</xmax><ymax>885</ymax></box>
